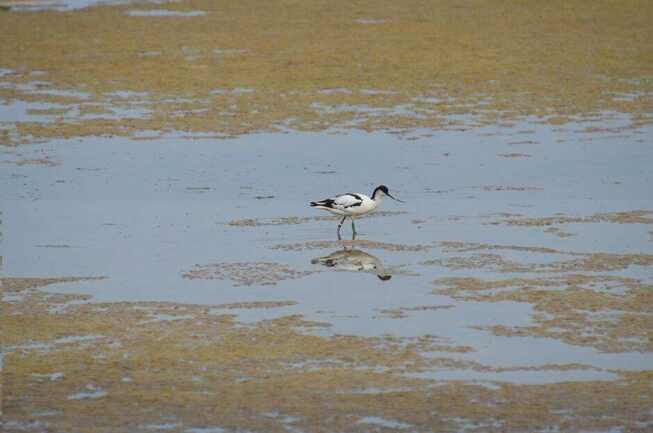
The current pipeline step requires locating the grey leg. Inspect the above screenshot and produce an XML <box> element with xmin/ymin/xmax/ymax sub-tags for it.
<box><xmin>351</xmin><ymin>218</ymin><xmax>357</xmax><ymax>235</ymax></box>
<box><xmin>337</xmin><ymin>216</ymin><xmax>346</xmax><ymax>236</ymax></box>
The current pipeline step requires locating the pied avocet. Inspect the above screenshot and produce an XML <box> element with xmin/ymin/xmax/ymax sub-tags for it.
<box><xmin>309</xmin><ymin>185</ymin><xmax>404</xmax><ymax>236</ymax></box>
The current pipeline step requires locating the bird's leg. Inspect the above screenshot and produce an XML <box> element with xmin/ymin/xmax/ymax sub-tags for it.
<box><xmin>351</xmin><ymin>218</ymin><xmax>357</xmax><ymax>236</ymax></box>
<box><xmin>337</xmin><ymin>216</ymin><xmax>346</xmax><ymax>238</ymax></box>
<box><xmin>338</xmin><ymin>216</ymin><xmax>346</xmax><ymax>229</ymax></box>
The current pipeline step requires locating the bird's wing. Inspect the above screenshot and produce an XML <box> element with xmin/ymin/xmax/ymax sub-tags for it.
<box><xmin>311</xmin><ymin>193</ymin><xmax>363</xmax><ymax>210</ymax></box>
<box><xmin>332</xmin><ymin>193</ymin><xmax>364</xmax><ymax>209</ymax></box>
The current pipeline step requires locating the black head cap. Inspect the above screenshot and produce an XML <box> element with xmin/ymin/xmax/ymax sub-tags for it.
<box><xmin>372</xmin><ymin>185</ymin><xmax>389</xmax><ymax>198</ymax></box>
<box><xmin>377</xmin><ymin>275</ymin><xmax>392</xmax><ymax>281</ymax></box>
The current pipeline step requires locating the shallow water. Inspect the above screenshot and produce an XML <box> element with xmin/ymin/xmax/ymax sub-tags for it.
<box><xmin>0</xmin><ymin>0</ymin><xmax>170</xmax><ymax>12</ymax></box>
<box><xmin>3</xmin><ymin>118</ymin><xmax>652</xmax><ymax>386</ymax></box>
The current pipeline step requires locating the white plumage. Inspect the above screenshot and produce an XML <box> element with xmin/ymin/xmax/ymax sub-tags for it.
<box><xmin>310</xmin><ymin>185</ymin><xmax>403</xmax><ymax>236</ymax></box>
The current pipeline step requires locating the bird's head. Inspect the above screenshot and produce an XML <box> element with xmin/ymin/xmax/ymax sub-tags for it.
<box><xmin>372</xmin><ymin>185</ymin><xmax>404</xmax><ymax>202</ymax></box>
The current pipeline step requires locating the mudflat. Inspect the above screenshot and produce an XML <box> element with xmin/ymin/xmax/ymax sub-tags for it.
<box><xmin>1</xmin><ymin>1</ymin><xmax>652</xmax><ymax>432</ymax></box>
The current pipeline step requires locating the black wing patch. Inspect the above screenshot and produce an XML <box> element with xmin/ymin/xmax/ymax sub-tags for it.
<box><xmin>343</xmin><ymin>193</ymin><xmax>363</xmax><ymax>207</ymax></box>
<box><xmin>310</xmin><ymin>199</ymin><xmax>335</xmax><ymax>208</ymax></box>
<box><xmin>311</xmin><ymin>194</ymin><xmax>363</xmax><ymax>209</ymax></box>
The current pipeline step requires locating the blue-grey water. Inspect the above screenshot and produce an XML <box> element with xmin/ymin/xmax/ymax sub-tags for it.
<box><xmin>3</xmin><ymin>116</ymin><xmax>652</xmax><ymax>384</ymax></box>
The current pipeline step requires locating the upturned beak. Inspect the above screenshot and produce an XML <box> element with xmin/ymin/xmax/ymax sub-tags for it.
<box><xmin>387</xmin><ymin>193</ymin><xmax>405</xmax><ymax>203</ymax></box>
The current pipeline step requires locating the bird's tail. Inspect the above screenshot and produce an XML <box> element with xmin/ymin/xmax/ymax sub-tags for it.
<box><xmin>310</xmin><ymin>199</ymin><xmax>334</xmax><ymax>208</ymax></box>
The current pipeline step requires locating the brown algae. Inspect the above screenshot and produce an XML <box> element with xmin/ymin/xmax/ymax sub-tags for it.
<box><xmin>1</xmin><ymin>1</ymin><xmax>653</xmax><ymax>145</ymax></box>
<box><xmin>227</xmin><ymin>211</ymin><xmax>406</xmax><ymax>227</ymax></box>
<box><xmin>426</xmin><ymin>241</ymin><xmax>653</xmax><ymax>273</ymax></box>
<box><xmin>272</xmin><ymin>239</ymin><xmax>431</xmax><ymax>252</ymax></box>
<box><xmin>181</xmin><ymin>262</ymin><xmax>314</xmax><ymax>286</ymax></box>
<box><xmin>3</xmin><ymin>277</ymin><xmax>653</xmax><ymax>432</ymax></box>
<box><xmin>433</xmin><ymin>275</ymin><xmax>653</xmax><ymax>353</ymax></box>
<box><xmin>490</xmin><ymin>210</ymin><xmax>653</xmax><ymax>227</ymax></box>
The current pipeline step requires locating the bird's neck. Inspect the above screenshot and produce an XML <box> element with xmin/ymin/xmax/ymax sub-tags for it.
<box><xmin>372</xmin><ymin>193</ymin><xmax>383</xmax><ymax>203</ymax></box>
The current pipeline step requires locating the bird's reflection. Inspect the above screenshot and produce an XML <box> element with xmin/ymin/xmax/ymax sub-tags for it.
<box><xmin>311</xmin><ymin>234</ymin><xmax>392</xmax><ymax>281</ymax></box>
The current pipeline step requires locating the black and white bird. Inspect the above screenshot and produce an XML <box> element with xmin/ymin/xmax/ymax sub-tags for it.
<box><xmin>310</xmin><ymin>185</ymin><xmax>404</xmax><ymax>236</ymax></box>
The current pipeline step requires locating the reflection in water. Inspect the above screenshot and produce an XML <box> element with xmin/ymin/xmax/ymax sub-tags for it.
<box><xmin>311</xmin><ymin>243</ymin><xmax>392</xmax><ymax>281</ymax></box>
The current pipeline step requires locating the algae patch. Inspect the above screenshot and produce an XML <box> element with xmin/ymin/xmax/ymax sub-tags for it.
<box><xmin>1</xmin><ymin>0</ymin><xmax>653</xmax><ymax>144</ymax></box>
<box><xmin>181</xmin><ymin>262</ymin><xmax>313</xmax><ymax>286</ymax></box>
<box><xmin>490</xmin><ymin>210</ymin><xmax>653</xmax><ymax>227</ymax></box>
<box><xmin>433</xmin><ymin>275</ymin><xmax>653</xmax><ymax>353</ymax></box>
<box><xmin>227</xmin><ymin>211</ymin><xmax>406</xmax><ymax>227</ymax></box>
<box><xmin>272</xmin><ymin>239</ymin><xmax>431</xmax><ymax>252</ymax></box>
<box><xmin>425</xmin><ymin>241</ymin><xmax>653</xmax><ymax>274</ymax></box>
<box><xmin>4</xmin><ymin>276</ymin><xmax>653</xmax><ymax>432</ymax></box>
<box><xmin>3</xmin><ymin>157</ymin><xmax>57</xmax><ymax>167</ymax></box>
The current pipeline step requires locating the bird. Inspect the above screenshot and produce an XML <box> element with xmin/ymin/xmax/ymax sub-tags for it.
<box><xmin>312</xmin><ymin>248</ymin><xmax>392</xmax><ymax>280</ymax></box>
<box><xmin>309</xmin><ymin>185</ymin><xmax>404</xmax><ymax>236</ymax></box>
